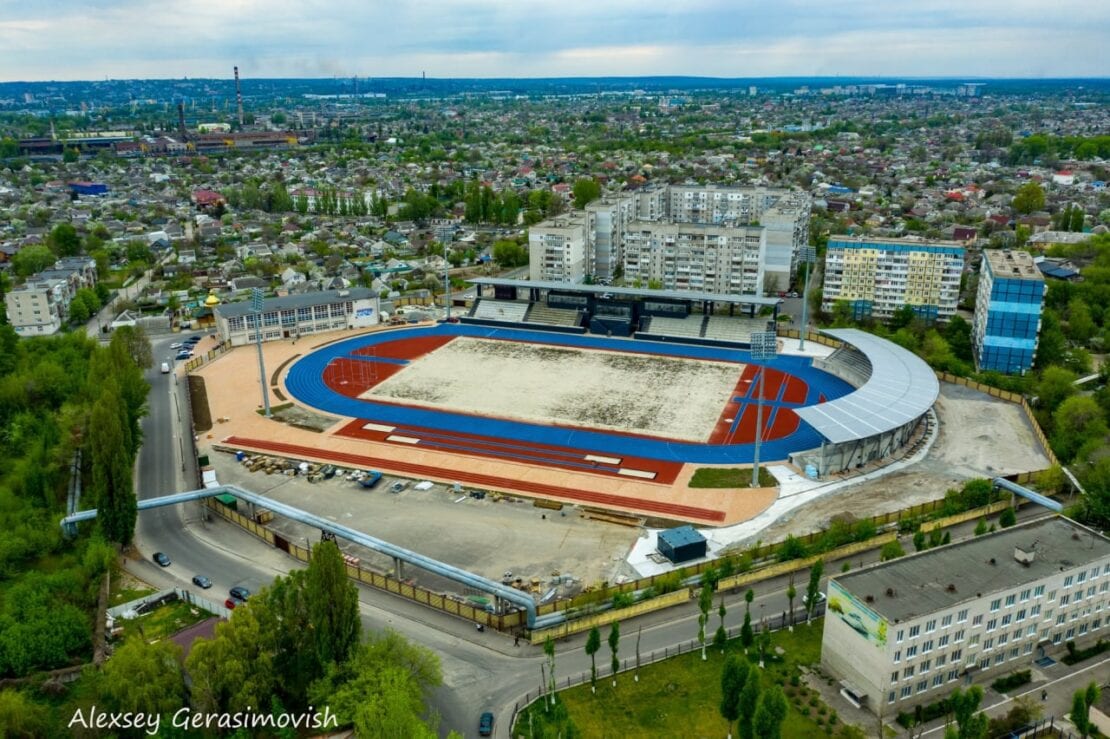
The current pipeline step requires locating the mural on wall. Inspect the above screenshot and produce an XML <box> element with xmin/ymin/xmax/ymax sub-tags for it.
<box><xmin>828</xmin><ymin>580</ymin><xmax>888</xmax><ymax>647</ymax></box>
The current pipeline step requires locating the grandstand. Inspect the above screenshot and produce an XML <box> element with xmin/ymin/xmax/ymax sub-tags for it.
<box><xmin>467</xmin><ymin>298</ymin><xmax>530</xmax><ymax>324</ymax></box>
<box><xmin>703</xmin><ymin>316</ymin><xmax>768</xmax><ymax>344</ymax></box>
<box><xmin>524</xmin><ymin>302</ymin><xmax>583</xmax><ymax>328</ymax></box>
<box><xmin>792</xmin><ymin>328</ymin><xmax>938</xmax><ymax>474</ymax></box>
<box><xmin>641</xmin><ymin>315</ymin><xmax>705</xmax><ymax>339</ymax></box>
<box><xmin>813</xmin><ymin>345</ymin><xmax>873</xmax><ymax>388</ymax></box>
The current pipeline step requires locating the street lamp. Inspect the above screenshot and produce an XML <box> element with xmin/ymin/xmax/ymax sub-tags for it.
<box><xmin>798</xmin><ymin>245</ymin><xmax>817</xmax><ymax>351</ymax></box>
<box><xmin>443</xmin><ymin>241</ymin><xmax>451</xmax><ymax>321</ymax></box>
<box><xmin>251</xmin><ymin>288</ymin><xmax>271</xmax><ymax>417</ymax></box>
<box><xmin>750</xmin><ymin>330</ymin><xmax>778</xmax><ymax>488</ymax></box>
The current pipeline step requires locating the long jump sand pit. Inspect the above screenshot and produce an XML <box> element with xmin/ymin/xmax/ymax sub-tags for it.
<box><xmin>364</xmin><ymin>337</ymin><xmax>744</xmax><ymax>441</ymax></box>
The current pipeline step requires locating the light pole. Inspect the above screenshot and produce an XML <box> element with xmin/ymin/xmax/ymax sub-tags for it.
<box><xmin>443</xmin><ymin>241</ymin><xmax>451</xmax><ymax>321</ymax></box>
<box><xmin>750</xmin><ymin>330</ymin><xmax>778</xmax><ymax>488</ymax></box>
<box><xmin>798</xmin><ymin>245</ymin><xmax>817</xmax><ymax>351</ymax></box>
<box><xmin>251</xmin><ymin>288</ymin><xmax>271</xmax><ymax>417</ymax></box>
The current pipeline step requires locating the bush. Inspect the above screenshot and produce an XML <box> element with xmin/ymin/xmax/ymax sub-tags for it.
<box><xmin>1061</xmin><ymin>639</ymin><xmax>1108</xmax><ymax>665</ymax></box>
<box><xmin>777</xmin><ymin>535</ymin><xmax>809</xmax><ymax>562</ymax></box>
<box><xmin>999</xmin><ymin>507</ymin><xmax>1017</xmax><ymax>527</ymax></box>
<box><xmin>896</xmin><ymin>697</ymin><xmax>951</xmax><ymax>728</ymax></box>
<box><xmin>974</xmin><ymin>518</ymin><xmax>989</xmax><ymax>536</ymax></box>
<box><xmin>853</xmin><ymin>518</ymin><xmax>877</xmax><ymax>541</ymax></box>
<box><xmin>612</xmin><ymin>592</ymin><xmax>634</xmax><ymax>609</ymax></box>
<box><xmin>880</xmin><ymin>540</ymin><xmax>905</xmax><ymax>561</ymax></box>
<box><xmin>991</xmin><ymin>670</ymin><xmax>1032</xmax><ymax>693</ymax></box>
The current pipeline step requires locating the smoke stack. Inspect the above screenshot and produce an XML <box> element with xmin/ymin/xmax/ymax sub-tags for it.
<box><xmin>177</xmin><ymin>101</ymin><xmax>187</xmax><ymax>142</ymax></box>
<box><xmin>234</xmin><ymin>66</ymin><xmax>244</xmax><ymax>127</ymax></box>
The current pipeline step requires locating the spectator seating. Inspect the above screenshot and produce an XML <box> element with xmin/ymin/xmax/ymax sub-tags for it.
<box><xmin>524</xmin><ymin>302</ymin><xmax>582</xmax><ymax>328</ymax></box>
<box><xmin>642</xmin><ymin>315</ymin><xmax>704</xmax><ymax>339</ymax></box>
<box><xmin>470</xmin><ymin>299</ymin><xmax>530</xmax><ymax>323</ymax></box>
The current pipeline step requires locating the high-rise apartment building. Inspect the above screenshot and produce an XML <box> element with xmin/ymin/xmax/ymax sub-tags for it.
<box><xmin>821</xmin><ymin>516</ymin><xmax>1110</xmax><ymax>715</ymax></box>
<box><xmin>529</xmin><ymin>185</ymin><xmax>810</xmax><ymax>293</ymax></box>
<box><xmin>972</xmin><ymin>250</ymin><xmax>1045</xmax><ymax>375</ymax></box>
<box><xmin>821</xmin><ymin>237</ymin><xmax>964</xmax><ymax>322</ymax></box>
<box><xmin>5</xmin><ymin>256</ymin><xmax>99</xmax><ymax>336</ymax></box>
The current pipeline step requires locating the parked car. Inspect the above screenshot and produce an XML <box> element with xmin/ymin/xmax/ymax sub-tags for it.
<box><xmin>153</xmin><ymin>552</ymin><xmax>171</xmax><ymax>567</ymax></box>
<box><xmin>175</xmin><ymin>351</ymin><xmax>192</xmax><ymax>361</ymax></box>
<box><xmin>170</xmin><ymin>342</ymin><xmax>183</xmax><ymax>349</ymax></box>
<box><xmin>802</xmin><ymin>591</ymin><xmax>827</xmax><ymax>609</ymax></box>
<box><xmin>390</xmin><ymin>481</ymin><xmax>407</xmax><ymax>494</ymax></box>
<box><xmin>359</xmin><ymin>471</ymin><xmax>383</xmax><ymax>489</ymax></box>
<box><xmin>478</xmin><ymin>712</ymin><xmax>494</xmax><ymax>737</ymax></box>
<box><xmin>224</xmin><ymin>598</ymin><xmax>238</xmax><ymax>610</ymax></box>
<box><xmin>192</xmin><ymin>575</ymin><xmax>212</xmax><ymax>589</ymax></box>
<box><xmin>229</xmin><ymin>586</ymin><xmax>251</xmax><ymax>601</ymax></box>
<box><xmin>187</xmin><ymin>335</ymin><xmax>202</xmax><ymax>343</ymax></box>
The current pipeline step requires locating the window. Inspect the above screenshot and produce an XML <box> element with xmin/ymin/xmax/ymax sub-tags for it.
<box><xmin>906</xmin><ymin>646</ymin><xmax>918</xmax><ymax>659</ymax></box>
<box><xmin>990</xmin><ymin>599</ymin><xmax>1002</xmax><ymax>612</ymax></box>
<box><xmin>917</xmin><ymin>679</ymin><xmax>929</xmax><ymax>694</ymax></box>
<box><xmin>973</xmin><ymin>615</ymin><xmax>983</xmax><ymax>627</ymax></box>
<box><xmin>933</xmin><ymin>674</ymin><xmax>944</xmax><ymax>688</ymax></box>
<box><xmin>893</xmin><ymin>650</ymin><xmax>902</xmax><ymax>663</ymax></box>
<box><xmin>951</xmin><ymin>649</ymin><xmax>962</xmax><ymax>663</ymax></box>
<box><xmin>901</xmin><ymin>686</ymin><xmax>912</xmax><ymax>699</ymax></box>
<box><xmin>1064</xmin><ymin>575</ymin><xmax>1074</xmax><ymax>588</ymax></box>
<box><xmin>926</xmin><ymin>619</ymin><xmax>937</xmax><ymax>633</ymax></box>
<box><xmin>1020</xmin><ymin>589</ymin><xmax>1031</xmax><ymax>602</ymax></box>
<box><xmin>936</xmin><ymin>654</ymin><xmax>947</xmax><ymax>667</ymax></box>
<box><xmin>1047</xmin><ymin>590</ymin><xmax>1056</xmax><ymax>601</ymax></box>
<box><xmin>896</xmin><ymin>629</ymin><xmax>904</xmax><ymax>643</ymax></box>
<box><xmin>1074</xmin><ymin>589</ymin><xmax>1084</xmax><ymax>603</ymax></box>
<box><xmin>941</xmin><ymin>614</ymin><xmax>953</xmax><ymax>628</ymax></box>
<box><xmin>1034</xmin><ymin>585</ymin><xmax>1045</xmax><ymax>598</ymax></box>
<box><xmin>947</xmin><ymin>669</ymin><xmax>959</xmax><ymax>683</ymax></box>
<box><xmin>994</xmin><ymin>653</ymin><xmax>1005</xmax><ymax>666</ymax></box>
<box><xmin>1078</xmin><ymin>571</ymin><xmax>1087</xmax><ymax>584</ymax></box>
<box><xmin>909</xmin><ymin>625</ymin><xmax>921</xmax><ymax>638</ymax></box>
<box><xmin>1061</xmin><ymin>594</ymin><xmax>1070</xmax><ymax>606</ymax></box>
<box><xmin>979</xmin><ymin>658</ymin><xmax>991</xmax><ymax>670</ymax></box>
<box><xmin>1102</xmin><ymin>582</ymin><xmax>1109</xmax><ymax>593</ymax></box>
<box><xmin>954</xmin><ymin>629</ymin><xmax>965</xmax><ymax>643</ymax></box>
<box><xmin>889</xmin><ymin>691</ymin><xmax>897</xmax><ymax>704</ymax></box>
<box><xmin>1031</xmin><ymin>604</ymin><xmax>1041</xmax><ymax>617</ymax></box>
<box><xmin>998</xmin><ymin>634</ymin><xmax>1008</xmax><ymax>646</ymax></box>
<box><xmin>1079</xmin><ymin>624</ymin><xmax>1089</xmax><ymax>636</ymax></box>
<box><xmin>984</xmin><ymin>637</ymin><xmax>994</xmax><ymax>651</ymax></box>
<box><xmin>1005</xmin><ymin>594</ymin><xmax>1016</xmax><ymax>607</ymax></box>
<box><xmin>920</xmin><ymin>659</ymin><xmax>931</xmax><ymax>673</ymax></box>
<box><xmin>891</xmin><ymin>671</ymin><xmax>900</xmax><ymax>685</ymax></box>
<box><xmin>1001</xmin><ymin>614</ymin><xmax>1012</xmax><ymax>627</ymax></box>
<box><xmin>922</xmin><ymin>639</ymin><xmax>934</xmax><ymax>654</ymax></box>
<box><xmin>969</xmin><ymin>634</ymin><xmax>980</xmax><ymax>647</ymax></box>
<box><xmin>986</xmin><ymin>619</ymin><xmax>997</xmax><ymax>632</ymax></box>
<box><xmin>1023</xmin><ymin>642</ymin><xmax>1034</xmax><ymax>655</ymax></box>
<box><xmin>1027</xmin><ymin>624</ymin><xmax>1037</xmax><ymax>637</ymax></box>
<box><xmin>1016</xmin><ymin>609</ymin><xmax>1026</xmax><ymax>622</ymax></box>
<box><xmin>957</xmin><ymin>608</ymin><xmax>969</xmax><ymax>622</ymax></box>
<box><xmin>1088</xmin><ymin>586</ymin><xmax>1097</xmax><ymax>598</ymax></box>
<box><xmin>1056</xmin><ymin>614</ymin><xmax>1066</xmax><ymax>625</ymax></box>
<box><xmin>1013</xmin><ymin>628</ymin><xmax>1023</xmax><ymax>641</ymax></box>
<box><xmin>938</xmin><ymin>635</ymin><xmax>950</xmax><ymax>648</ymax></box>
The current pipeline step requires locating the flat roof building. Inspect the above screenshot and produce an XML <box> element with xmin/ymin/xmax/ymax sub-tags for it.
<box><xmin>972</xmin><ymin>250</ymin><xmax>1045</xmax><ymax>375</ymax></box>
<box><xmin>821</xmin><ymin>516</ymin><xmax>1110</xmax><ymax>714</ymax></box>
<box><xmin>214</xmin><ymin>288</ymin><xmax>380</xmax><ymax>346</ymax></box>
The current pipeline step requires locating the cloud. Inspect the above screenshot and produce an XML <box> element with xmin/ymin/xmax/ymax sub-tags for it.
<box><xmin>0</xmin><ymin>0</ymin><xmax>1106</xmax><ymax>80</ymax></box>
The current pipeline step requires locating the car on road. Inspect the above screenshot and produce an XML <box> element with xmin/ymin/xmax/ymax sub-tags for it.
<box><xmin>175</xmin><ymin>351</ymin><xmax>192</xmax><ymax>361</ymax></box>
<box><xmin>160</xmin><ymin>362</ymin><xmax>170</xmax><ymax>374</ymax></box>
<box><xmin>187</xmin><ymin>335</ymin><xmax>202</xmax><ymax>343</ymax></box>
<box><xmin>192</xmin><ymin>575</ymin><xmax>212</xmax><ymax>589</ymax></box>
<box><xmin>802</xmin><ymin>591</ymin><xmax>827</xmax><ymax>609</ymax></box>
<box><xmin>153</xmin><ymin>552</ymin><xmax>171</xmax><ymax>567</ymax></box>
<box><xmin>229</xmin><ymin>586</ymin><xmax>251</xmax><ymax>601</ymax></box>
<box><xmin>170</xmin><ymin>342</ymin><xmax>183</xmax><ymax>349</ymax></box>
<box><xmin>478</xmin><ymin>712</ymin><xmax>494</xmax><ymax>737</ymax></box>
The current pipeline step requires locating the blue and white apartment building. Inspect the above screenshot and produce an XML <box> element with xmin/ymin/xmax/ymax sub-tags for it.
<box><xmin>972</xmin><ymin>249</ymin><xmax>1045</xmax><ymax>374</ymax></box>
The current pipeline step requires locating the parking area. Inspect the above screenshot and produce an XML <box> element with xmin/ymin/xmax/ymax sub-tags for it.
<box><xmin>209</xmin><ymin>448</ymin><xmax>641</xmax><ymax>598</ymax></box>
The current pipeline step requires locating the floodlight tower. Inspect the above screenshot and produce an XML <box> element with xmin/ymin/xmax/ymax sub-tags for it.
<box><xmin>749</xmin><ymin>330</ymin><xmax>778</xmax><ymax>488</ymax></box>
<box><xmin>444</xmin><ymin>241</ymin><xmax>451</xmax><ymax>321</ymax></box>
<box><xmin>798</xmin><ymin>245</ymin><xmax>817</xmax><ymax>351</ymax></box>
<box><xmin>251</xmin><ymin>288</ymin><xmax>271</xmax><ymax>417</ymax></box>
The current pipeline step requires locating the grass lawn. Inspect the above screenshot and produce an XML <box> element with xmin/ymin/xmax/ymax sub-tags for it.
<box><xmin>517</xmin><ymin>620</ymin><xmax>861</xmax><ymax>739</ymax></box>
<box><xmin>117</xmin><ymin>599</ymin><xmax>213</xmax><ymax>643</ymax></box>
<box><xmin>109</xmin><ymin>585</ymin><xmax>157</xmax><ymax>608</ymax></box>
<box><xmin>690</xmin><ymin>467</ymin><xmax>778</xmax><ymax>489</ymax></box>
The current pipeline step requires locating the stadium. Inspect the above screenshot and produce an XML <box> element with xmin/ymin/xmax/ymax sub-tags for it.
<box><xmin>213</xmin><ymin>280</ymin><xmax>939</xmax><ymax>527</ymax></box>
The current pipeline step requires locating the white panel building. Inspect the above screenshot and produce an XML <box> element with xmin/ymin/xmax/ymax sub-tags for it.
<box><xmin>215</xmin><ymin>288</ymin><xmax>381</xmax><ymax>346</ymax></box>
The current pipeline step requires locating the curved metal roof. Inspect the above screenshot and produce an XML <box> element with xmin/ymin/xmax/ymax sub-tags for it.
<box><xmin>795</xmin><ymin>328</ymin><xmax>939</xmax><ymax>444</ymax></box>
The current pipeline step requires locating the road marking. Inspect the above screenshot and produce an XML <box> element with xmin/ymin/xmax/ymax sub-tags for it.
<box><xmin>386</xmin><ymin>434</ymin><xmax>421</xmax><ymax>444</ymax></box>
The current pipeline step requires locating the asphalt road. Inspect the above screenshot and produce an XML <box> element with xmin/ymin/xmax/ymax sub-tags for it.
<box><xmin>126</xmin><ymin>332</ymin><xmax>1053</xmax><ymax>738</ymax></box>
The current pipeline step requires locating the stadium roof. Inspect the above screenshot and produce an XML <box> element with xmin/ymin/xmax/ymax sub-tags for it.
<box><xmin>467</xmin><ymin>278</ymin><xmax>783</xmax><ymax>306</ymax></box>
<box><xmin>794</xmin><ymin>328</ymin><xmax>939</xmax><ymax>444</ymax></box>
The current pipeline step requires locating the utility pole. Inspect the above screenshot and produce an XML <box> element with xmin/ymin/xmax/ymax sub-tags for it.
<box><xmin>444</xmin><ymin>240</ymin><xmax>451</xmax><ymax>321</ymax></box>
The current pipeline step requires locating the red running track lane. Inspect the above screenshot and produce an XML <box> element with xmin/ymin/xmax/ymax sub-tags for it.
<box><xmin>782</xmin><ymin>375</ymin><xmax>808</xmax><ymax>404</ymax></box>
<box><xmin>352</xmin><ymin>334</ymin><xmax>455</xmax><ymax>361</ymax></box>
<box><xmin>708</xmin><ymin>365</ymin><xmax>759</xmax><ymax>445</ymax></box>
<box><xmin>322</xmin><ymin>358</ymin><xmax>404</xmax><ymax>397</ymax></box>
<box><xmin>224</xmin><ymin>436</ymin><xmax>726</xmax><ymax>523</ymax></box>
<box><xmin>335</xmin><ymin>419</ymin><xmax>683</xmax><ymax>485</ymax></box>
<box><xmin>768</xmin><ymin>407</ymin><xmax>800</xmax><ymax>438</ymax></box>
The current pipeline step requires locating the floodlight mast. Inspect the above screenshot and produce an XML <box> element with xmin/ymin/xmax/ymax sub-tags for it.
<box><xmin>750</xmin><ymin>331</ymin><xmax>778</xmax><ymax>488</ymax></box>
<box><xmin>252</xmin><ymin>288</ymin><xmax>271</xmax><ymax>418</ymax></box>
<box><xmin>798</xmin><ymin>246</ymin><xmax>817</xmax><ymax>351</ymax></box>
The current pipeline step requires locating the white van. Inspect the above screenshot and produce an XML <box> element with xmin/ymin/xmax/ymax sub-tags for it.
<box><xmin>160</xmin><ymin>362</ymin><xmax>170</xmax><ymax>374</ymax></box>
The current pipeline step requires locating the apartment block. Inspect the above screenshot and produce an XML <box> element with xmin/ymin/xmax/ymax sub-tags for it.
<box><xmin>528</xmin><ymin>215</ymin><xmax>588</xmax><ymax>283</ymax></box>
<box><xmin>972</xmin><ymin>250</ymin><xmax>1046</xmax><ymax>375</ymax></box>
<box><xmin>530</xmin><ymin>185</ymin><xmax>809</xmax><ymax>293</ymax></box>
<box><xmin>5</xmin><ymin>256</ymin><xmax>99</xmax><ymax>336</ymax></box>
<box><xmin>821</xmin><ymin>237</ymin><xmax>964</xmax><ymax>322</ymax></box>
<box><xmin>821</xmin><ymin>517</ymin><xmax>1110</xmax><ymax>715</ymax></box>
<box><xmin>622</xmin><ymin>222</ymin><xmax>766</xmax><ymax>294</ymax></box>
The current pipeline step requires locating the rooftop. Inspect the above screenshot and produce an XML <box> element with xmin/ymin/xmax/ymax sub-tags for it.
<box><xmin>794</xmin><ymin>328</ymin><xmax>939</xmax><ymax>445</ymax></box>
<box><xmin>833</xmin><ymin>516</ymin><xmax>1110</xmax><ymax>624</ymax></box>
<box><xmin>984</xmin><ymin>249</ymin><xmax>1043</xmax><ymax>281</ymax></box>
<box><xmin>468</xmin><ymin>277</ymin><xmax>784</xmax><ymax>307</ymax></box>
<box><xmin>659</xmin><ymin>525</ymin><xmax>707</xmax><ymax>548</ymax></box>
<box><xmin>214</xmin><ymin>287</ymin><xmax>376</xmax><ymax>319</ymax></box>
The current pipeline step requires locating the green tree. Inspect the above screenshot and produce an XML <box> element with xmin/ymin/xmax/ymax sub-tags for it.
<box><xmin>0</xmin><ymin>689</ymin><xmax>50</xmax><ymax>738</ymax></box>
<box><xmin>585</xmin><ymin>626</ymin><xmax>601</xmax><ymax>691</ymax></box>
<box><xmin>720</xmin><ymin>654</ymin><xmax>749</xmax><ymax>739</ymax></box>
<box><xmin>544</xmin><ymin>635</ymin><xmax>557</xmax><ymax>706</ymax></box>
<box><xmin>1070</xmin><ymin>681</ymin><xmax>1100</xmax><ymax>738</ymax></box>
<box><xmin>738</xmin><ymin>667</ymin><xmax>762</xmax><ymax>739</ymax></box>
<box><xmin>698</xmin><ymin>583</ymin><xmax>713</xmax><ymax>660</ymax></box>
<box><xmin>492</xmin><ymin>239</ymin><xmax>528</xmax><ymax>267</ymax></box>
<box><xmin>786</xmin><ymin>575</ymin><xmax>796</xmax><ymax>628</ymax></box>
<box><xmin>913</xmin><ymin>529</ymin><xmax>927</xmax><ymax>551</ymax></box>
<box><xmin>305</xmin><ymin>540</ymin><xmax>361</xmax><ymax>668</ymax></box>
<box><xmin>572</xmin><ymin>178</ymin><xmax>602</xmax><ymax>207</ymax></box>
<box><xmin>608</xmin><ymin>622</ymin><xmax>620</xmax><ymax>687</ymax></box>
<box><xmin>63</xmin><ymin>147</ymin><xmax>79</xmax><ymax>163</ymax></box>
<box><xmin>1052</xmin><ymin>395</ymin><xmax>1108</xmax><ymax>462</ymax></box>
<box><xmin>741</xmin><ymin>588</ymin><xmax>755</xmax><ymax>650</ymax></box>
<box><xmin>96</xmin><ymin>637</ymin><xmax>186</xmax><ymax>719</ymax></box>
<box><xmin>881</xmin><ymin>540</ymin><xmax>906</xmax><ymax>560</ymax></box>
<box><xmin>1067</xmin><ymin>298</ymin><xmax>1095</xmax><ymax>343</ymax></box>
<box><xmin>999</xmin><ymin>507</ymin><xmax>1017</xmax><ymax>527</ymax></box>
<box><xmin>1013</xmin><ymin>182</ymin><xmax>1045</xmax><ymax>214</ymax></box>
<box><xmin>1037</xmin><ymin>366</ymin><xmax>1078</xmax><ymax>412</ymax></box>
<box><xmin>186</xmin><ymin>599</ymin><xmax>279</xmax><ymax>713</ymax></box>
<box><xmin>715</xmin><ymin>595</ymin><xmax>728</xmax><ymax>652</ymax></box>
<box><xmin>805</xmin><ymin>559</ymin><xmax>824</xmax><ymax>623</ymax></box>
<box><xmin>12</xmin><ymin>244</ymin><xmax>55</xmax><ymax>277</ymax></box>
<box><xmin>943</xmin><ymin>315</ymin><xmax>974</xmax><ymax>362</ymax></box>
<box><xmin>88</xmin><ymin>385</ymin><xmax>136</xmax><ymax>546</ymax></box>
<box><xmin>48</xmin><ymin>223</ymin><xmax>81</xmax><ymax>257</ymax></box>
<box><xmin>752</xmin><ymin>685</ymin><xmax>788</xmax><ymax>739</ymax></box>
<box><xmin>946</xmin><ymin>686</ymin><xmax>989</xmax><ymax>739</ymax></box>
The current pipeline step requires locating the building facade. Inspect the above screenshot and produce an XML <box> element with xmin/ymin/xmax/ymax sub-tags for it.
<box><xmin>972</xmin><ymin>250</ymin><xmax>1045</xmax><ymax>375</ymax></box>
<box><xmin>214</xmin><ymin>288</ymin><xmax>380</xmax><ymax>346</ymax></box>
<box><xmin>821</xmin><ymin>517</ymin><xmax>1110</xmax><ymax>715</ymax></box>
<box><xmin>821</xmin><ymin>237</ymin><xmax>964</xmax><ymax>322</ymax></box>
<box><xmin>530</xmin><ymin>185</ymin><xmax>810</xmax><ymax>293</ymax></box>
<box><xmin>5</xmin><ymin>256</ymin><xmax>99</xmax><ymax>337</ymax></box>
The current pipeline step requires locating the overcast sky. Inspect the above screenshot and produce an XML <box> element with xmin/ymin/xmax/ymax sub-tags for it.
<box><xmin>1</xmin><ymin>0</ymin><xmax>1107</xmax><ymax>81</ymax></box>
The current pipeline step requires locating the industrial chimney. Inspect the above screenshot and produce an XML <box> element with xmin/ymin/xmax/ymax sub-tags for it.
<box><xmin>234</xmin><ymin>66</ymin><xmax>244</xmax><ymax>127</ymax></box>
<box><xmin>177</xmin><ymin>101</ymin><xmax>188</xmax><ymax>142</ymax></box>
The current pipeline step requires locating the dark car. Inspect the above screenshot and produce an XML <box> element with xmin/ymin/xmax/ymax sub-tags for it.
<box><xmin>187</xmin><ymin>335</ymin><xmax>202</xmax><ymax>343</ymax></box>
<box><xmin>175</xmin><ymin>351</ymin><xmax>192</xmax><ymax>360</ymax></box>
<box><xmin>478</xmin><ymin>712</ymin><xmax>494</xmax><ymax>737</ymax></box>
<box><xmin>153</xmin><ymin>552</ymin><xmax>171</xmax><ymax>567</ymax></box>
<box><xmin>229</xmin><ymin>586</ymin><xmax>251</xmax><ymax>601</ymax></box>
<box><xmin>192</xmin><ymin>575</ymin><xmax>212</xmax><ymax>589</ymax></box>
